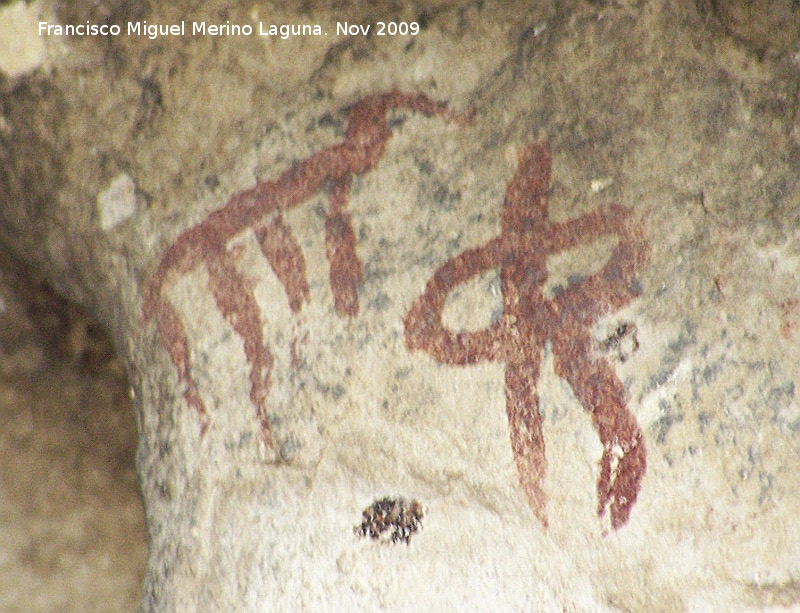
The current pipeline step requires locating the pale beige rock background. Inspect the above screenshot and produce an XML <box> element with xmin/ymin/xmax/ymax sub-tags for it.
<box><xmin>1</xmin><ymin>0</ymin><xmax>799</xmax><ymax>611</ymax></box>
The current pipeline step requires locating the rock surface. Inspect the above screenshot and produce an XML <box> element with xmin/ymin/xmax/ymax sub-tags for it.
<box><xmin>1</xmin><ymin>0</ymin><xmax>799</xmax><ymax>610</ymax></box>
<box><xmin>0</xmin><ymin>251</ymin><xmax>145</xmax><ymax>612</ymax></box>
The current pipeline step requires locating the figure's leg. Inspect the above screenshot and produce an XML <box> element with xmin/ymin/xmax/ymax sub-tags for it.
<box><xmin>325</xmin><ymin>176</ymin><xmax>362</xmax><ymax>317</ymax></box>
<box><xmin>254</xmin><ymin>212</ymin><xmax>310</xmax><ymax>314</ymax></box>
<box><xmin>149</xmin><ymin>297</ymin><xmax>209</xmax><ymax>435</ymax></box>
<box><xmin>505</xmin><ymin>359</ymin><xmax>548</xmax><ymax>528</ymax></box>
<box><xmin>206</xmin><ymin>251</ymin><xmax>275</xmax><ymax>448</ymax></box>
<box><xmin>552</xmin><ymin>330</ymin><xmax>646</xmax><ymax>530</ymax></box>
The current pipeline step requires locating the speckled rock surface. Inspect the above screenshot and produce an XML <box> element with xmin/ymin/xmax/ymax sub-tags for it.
<box><xmin>1</xmin><ymin>0</ymin><xmax>799</xmax><ymax>610</ymax></box>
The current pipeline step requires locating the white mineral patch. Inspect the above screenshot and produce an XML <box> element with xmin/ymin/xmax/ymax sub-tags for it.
<box><xmin>590</xmin><ymin>177</ymin><xmax>614</xmax><ymax>193</ymax></box>
<box><xmin>0</xmin><ymin>1</ymin><xmax>46</xmax><ymax>78</ymax></box>
<box><xmin>97</xmin><ymin>173</ymin><xmax>137</xmax><ymax>231</ymax></box>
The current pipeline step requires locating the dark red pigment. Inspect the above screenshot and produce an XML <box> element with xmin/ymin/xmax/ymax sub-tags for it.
<box><xmin>142</xmin><ymin>91</ymin><xmax>470</xmax><ymax>448</ymax></box>
<box><xmin>405</xmin><ymin>143</ymin><xmax>650</xmax><ymax>529</ymax></box>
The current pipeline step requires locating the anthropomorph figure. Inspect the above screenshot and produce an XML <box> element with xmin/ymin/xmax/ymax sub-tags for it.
<box><xmin>405</xmin><ymin>143</ymin><xmax>650</xmax><ymax>529</ymax></box>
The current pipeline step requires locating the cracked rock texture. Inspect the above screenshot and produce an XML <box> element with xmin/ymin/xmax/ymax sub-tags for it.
<box><xmin>1</xmin><ymin>0</ymin><xmax>799</xmax><ymax>611</ymax></box>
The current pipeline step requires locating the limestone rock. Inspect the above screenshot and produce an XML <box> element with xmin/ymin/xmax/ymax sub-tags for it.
<box><xmin>1</xmin><ymin>0</ymin><xmax>799</xmax><ymax>610</ymax></box>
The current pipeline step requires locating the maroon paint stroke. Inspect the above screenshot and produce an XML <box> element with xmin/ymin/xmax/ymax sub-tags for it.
<box><xmin>405</xmin><ymin>143</ymin><xmax>650</xmax><ymax>529</ymax></box>
<box><xmin>142</xmin><ymin>91</ymin><xmax>471</xmax><ymax>448</ymax></box>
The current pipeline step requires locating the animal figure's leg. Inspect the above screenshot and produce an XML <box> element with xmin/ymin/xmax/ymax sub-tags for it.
<box><xmin>254</xmin><ymin>212</ymin><xmax>310</xmax><ymax>314</ymax></box>
<box><xmin>551</xmin><ymin>329</ymin><xmax>645</xmax><ymax>529</ymax></box>
<box><xmin>325</xmin><ymin>176</ymin><xmax>362</xmax><ymax>317</ymax></box>
<box><xmin>149</xmin><ymin>297</ymin><xmax>209</xmax><ymax>434</ymax></box>
<box><xmin>505</xmin><ymin>358</ymin><xmax>548</xmax><ymax>527</ymax></box>
<box><xmin>206</xmin><ymin>251</ymin><xmax>275</xmax><ymax>448</ymax></box>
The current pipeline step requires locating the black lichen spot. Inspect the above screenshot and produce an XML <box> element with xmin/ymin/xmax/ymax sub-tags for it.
<box><xmin>416</xmin><ymin>11</ymin><xmax>430</xmax><ymax>30</ymax></box>
<box><xmin>317</xmin><ymin>112</ymin><xmax>340</xmax><ymax>130</ymax></box>
<box><xmin>140</xmin><ymin>77</ymin><xmax>163</xmax><ymax>110</ymax></box>
<box><xmin>651</xmin><ymin>398</ymin><xmax>684</xmax><ymax>444</ymax></box>
<box><xmin>330</xmin><ymin>384</ymin><xmax>346</xmax><ymax>400</ymax></box>
<box><xmin>134</xmin><ymin>77</ymin><xmax>164</xmax><ymax>132</ymax></box>
<box><xmin>355</xmin><ymin>497</ymin><xmax>424</xmax><ymax>545</ymax></box>
<box><xmin>600</xmin><ymin>321</ymin><xmax>639</xmax><ymax>363</ymax></box>
<box><xmin>567</xmin><ymin>274</ymin><xmax>584</xmax><ymax>287</ymax></box>
<box><xmin>414</xmin><ymin>157</ymin><xmax>434</xmax><ymax>175</ymax></box>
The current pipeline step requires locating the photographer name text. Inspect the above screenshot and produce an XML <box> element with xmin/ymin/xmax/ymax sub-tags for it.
<box><xmin>38</xmin><ymin>20</ymin><xmax>421</xmax><ymax>40</ymax></box>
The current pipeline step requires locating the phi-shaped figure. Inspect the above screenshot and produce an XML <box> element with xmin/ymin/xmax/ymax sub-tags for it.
<box><xmin>405</xmin><ymin>143</ymin><xmax>650</xmax><ymax>530</ymax></box>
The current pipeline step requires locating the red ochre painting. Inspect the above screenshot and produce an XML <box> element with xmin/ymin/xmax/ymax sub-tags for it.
<box><xmin>405</xmin><ymin>142</ymin><xmax>650</xmax><ymax>529</ymax></box>
<box><xmin>142</xmin><ymin>91</ymin><xmax>649</xmax><ymax>529</ymax></box>
<box><xmin>142</xmin><ymin>91</ymin><xmax>470</xmax><ymax>448</ymax></box>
